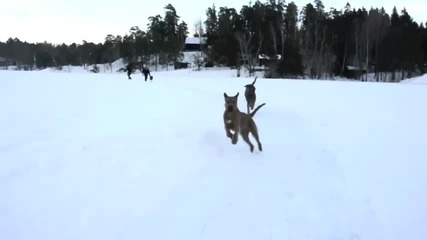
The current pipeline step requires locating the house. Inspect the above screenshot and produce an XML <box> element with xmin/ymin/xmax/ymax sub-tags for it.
<box><xmin>258</xmin><ymin>54</ymin><xmax>281</xmax><ymax>66</ymax></box>
<box><xmin>343</xmin><ymin>65</ymin><xmax>367</xmax><ymax>79</ymax></box>
<box><xmin>237</xmin><ymin>53</ymin><xmax>281</xmax><ymax>70</ymax></box>
<box><xmin>174</xmin><ymin>36</ymin><xmax>208</xmax><ymax>70</ymax></box>
<box><xmin>183</xmin><ymin>36</ymin><xmax>207</xmax><ymax>52</ymax></box>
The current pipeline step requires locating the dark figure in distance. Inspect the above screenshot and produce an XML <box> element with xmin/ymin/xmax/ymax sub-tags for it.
<box><xmin>126</xmin><ymin>63</ymin><xmax>133</xmax><ymax>80</ymax></box>
<box><xmin>141</xmin><ymin>64</ymin><xmax>152</xmax><ymax>81</ymax></box>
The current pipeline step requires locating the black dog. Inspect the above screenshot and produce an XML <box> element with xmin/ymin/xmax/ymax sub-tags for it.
<box><xmin>244</xmin><ymin>77</ymin><xmax>258</xmax><ymax>114</ymax></box>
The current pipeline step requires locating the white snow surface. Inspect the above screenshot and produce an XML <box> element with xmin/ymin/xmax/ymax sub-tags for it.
<box><xmin>401</xmin><ymin>73</ymin><xmax>427</xmax><ymax>85</ymax></box>
<box><xmin>1</xmin><ymin>69</ymin><xmax>427</xmax><ymax>240</ymax></box>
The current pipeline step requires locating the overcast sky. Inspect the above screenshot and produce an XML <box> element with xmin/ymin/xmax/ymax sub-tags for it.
<box><xmin>0</xmin><ymin>0</ymin><xmax>425</xmax><ymax>44</ymax></box>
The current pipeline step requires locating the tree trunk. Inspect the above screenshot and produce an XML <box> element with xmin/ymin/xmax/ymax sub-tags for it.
<box><xmin>312</xmin><ymin>15</ymin><xmax>319</xmax><ymax>78</ymax></box>
<box><xmin>317</xmin><ymin>27</ymin><xmax>327</xmax><ymax>79</ymax></box>
<box><xmin>269</xmin><ymin>23</ymin><xmax>277</xmax><ymax>55</ymax></box>
<box><xmin>155</xmin><ymin>55</ymin><xmax>158</xmax><ymax>71</ymax></box>
<box><xmin>253</xmin><ymin>31</ymin><xmax>264</xmax><ymax>76</ymax></box>
<box><xmin>355</xmin><ymin>23</ymin><xmax>360</xmax><ymax>80</ymax></box>
<box><xmin>281</xmin><ymin>23</ymin><xmax>286</xmax><ymax>59</ymax></box>
<box><xmin>340</xmin><ymin>40</ymin><xmax>348</xmax><ymax>75</ymax></box>
<box><xmin>374</xmin><ymin>39</ymin><xmax>380</xmax><ymax>82</ymax></box>
<box><xmin>366</xmin><ymin>24</ymin><xmax>370</xmax><ymax>82</ymax></box>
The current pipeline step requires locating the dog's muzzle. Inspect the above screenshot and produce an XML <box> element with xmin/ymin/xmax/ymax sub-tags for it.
<box><xmin>227</xmin><ymin>106</ymin><xmax>234</xmax><ymax>112</ymax></box>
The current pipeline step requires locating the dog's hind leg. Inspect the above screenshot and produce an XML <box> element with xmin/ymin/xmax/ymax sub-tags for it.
<box><xmin>251</xmin><ymin>127</ymin><xmax>263</xmax><ymax>152</ymax></box>
<box><xmin>250</xmin><ymin>100</ymin><xmax>255</xmax><ymax>110</ymax></box>
<box><xmin>241</xmin><ymin>130</ymin><xmax>255</xmax><ymax>152</ymax></box>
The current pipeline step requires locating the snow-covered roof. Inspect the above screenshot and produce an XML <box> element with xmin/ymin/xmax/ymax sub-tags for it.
<box><xmin>258</xmin><ymin>54</ymin><xmax>281</xmax><ymax>60</ymax></box>
<box><xmin>346</xmin><ymin>65</ymin><xmax>367</xmax><ymax>71</ymax></box>
<box><xmin>185</xmin><ymin>37</ymin><xmax>207</xmax><ymax>45</ymax></box>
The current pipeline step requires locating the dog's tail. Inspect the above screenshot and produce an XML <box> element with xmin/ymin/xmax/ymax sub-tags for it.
<box><xmin>250</xmin><ymin>103</ymin><xmax>266</xmax><ymax>117</ymax></box>
<box><xmin>251</xmin><ymin>76</ymin><xmax>258</xmax><ymax>85</ymax></box>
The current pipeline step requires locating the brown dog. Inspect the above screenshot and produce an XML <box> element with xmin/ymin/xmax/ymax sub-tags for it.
<box><xmin>244</xmin><ymin>77</ymin><xmax>258</xmax><ymax>114</ymax></box>
<box><xmin>223</xmin><ymin>92</ymin><xmax>265</xmax><ymax>153</ymax></box>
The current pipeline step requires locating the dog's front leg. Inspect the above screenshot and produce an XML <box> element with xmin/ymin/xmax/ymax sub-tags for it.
<box><xmin>224</xmin><ymin>125</ymin><xmax>233</xmax><ymax>139</ymax></box>
<box><xmin>231</xmin><ymin>125</ymin><xmax>239</xmax><ymax>144</ymax></box>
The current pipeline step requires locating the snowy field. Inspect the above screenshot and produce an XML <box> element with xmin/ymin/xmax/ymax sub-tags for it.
<box><xmin>1</xmin><ymin>69</ymin><xmax>427</xmax><ymax>240</ymax></box>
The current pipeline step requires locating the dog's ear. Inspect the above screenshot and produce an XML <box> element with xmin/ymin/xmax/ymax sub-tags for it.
<box><xmin>235</xmin><ymin>92</ymin><xmax>239</xmax><ymax>98</ymax></box>
<box><xmin>224</xmin><ymin>92</ymin><xmax>228</xmax><ymax>98</ymax></box>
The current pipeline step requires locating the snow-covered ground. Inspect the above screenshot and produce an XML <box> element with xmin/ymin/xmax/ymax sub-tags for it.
<box><xmin>1</xmin><ymin>69</ymin><xmax>427</xmax><ymax>240</ymax></box>
<box><xmin>401</xmin><ymin>73</ymin><xmax>427</xmax><ymax>85</ymax></box>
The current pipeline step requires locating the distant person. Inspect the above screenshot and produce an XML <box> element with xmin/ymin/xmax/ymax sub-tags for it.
<box><xmin>126</xmin><ymin>63</ymin><xmax>133</xmax><ymax>80</ymax></box>
<box><xmin>141</xmin><ymin>64</ymin><xmax>152</xmax><ymax>82</ymax></box>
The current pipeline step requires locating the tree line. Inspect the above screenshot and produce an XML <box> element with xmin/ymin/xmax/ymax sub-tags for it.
<box><xmin>1</xmin><ymin>0</ymin><xmax>426</xmax><ymax>81</ymax></box>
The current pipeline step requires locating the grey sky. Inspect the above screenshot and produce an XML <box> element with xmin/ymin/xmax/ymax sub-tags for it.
<box><xmin>0</xmin><ymin>0</ymin><xmax>425</xmax><ymax>44</ymax></box>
